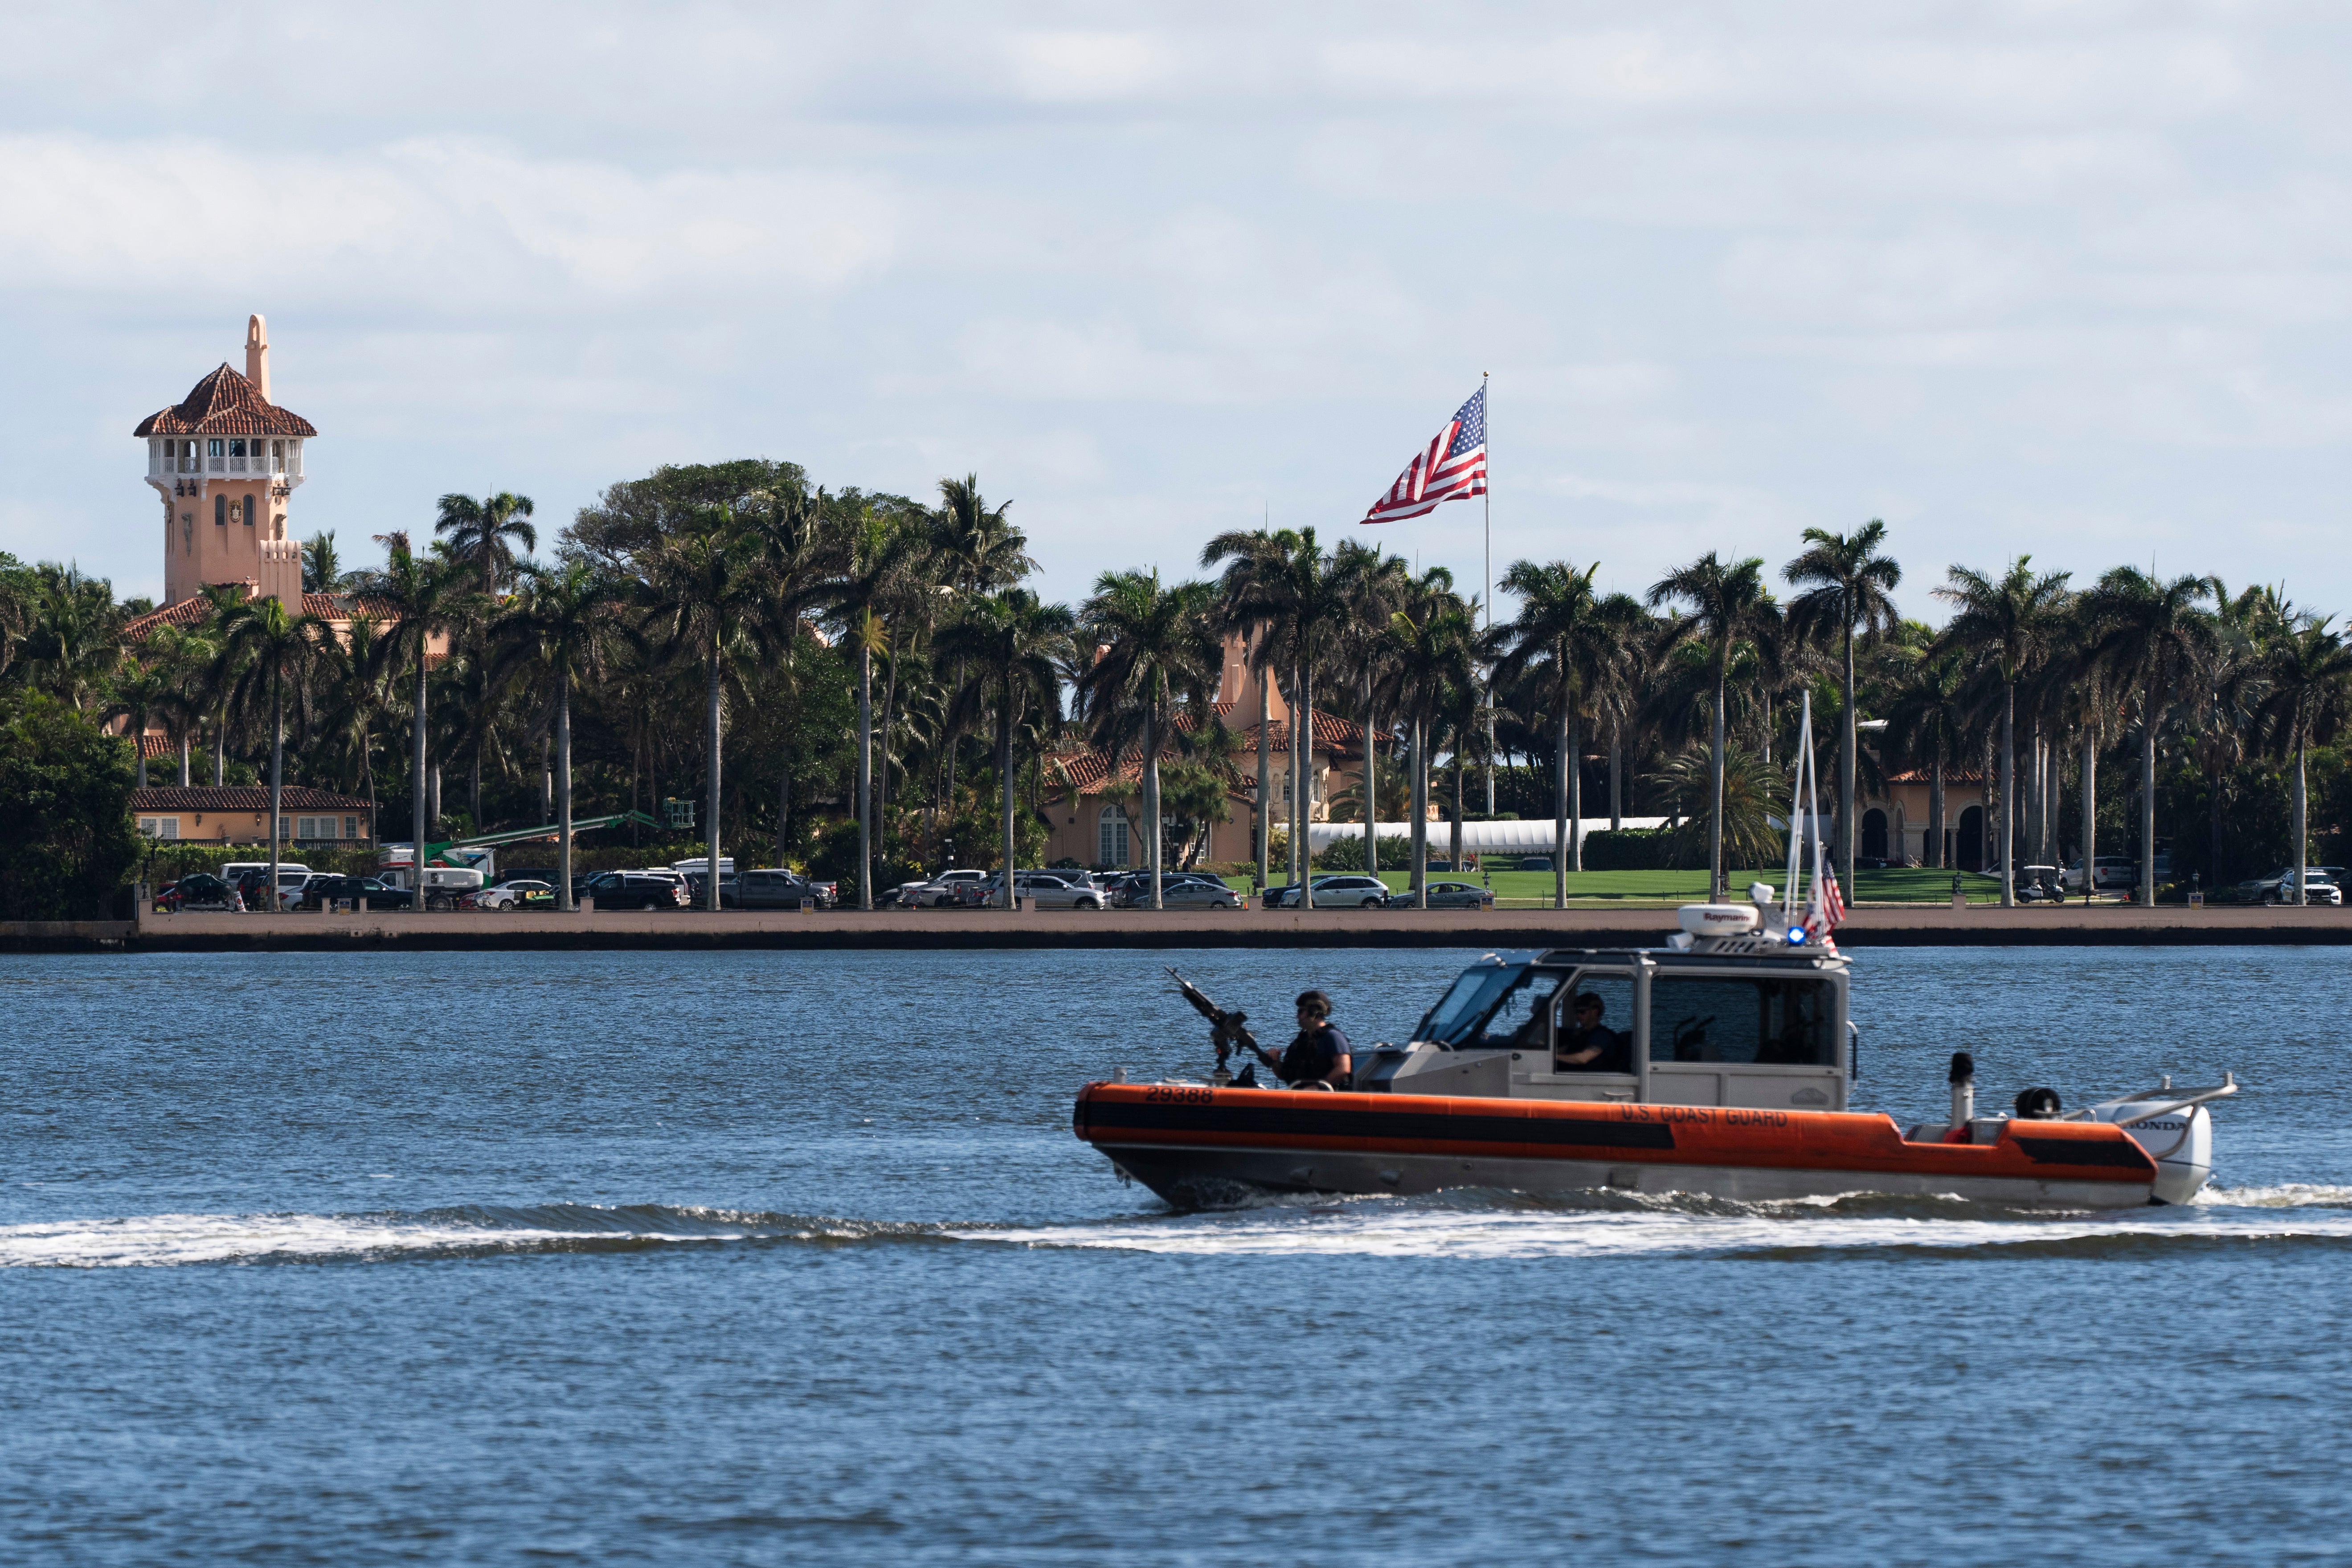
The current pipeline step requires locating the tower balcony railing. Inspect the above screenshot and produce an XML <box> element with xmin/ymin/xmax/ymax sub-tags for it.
<box><xmin>148</xmin><ymin>452</ymin><xmax>297</xmax><ymax>478</ymax></box>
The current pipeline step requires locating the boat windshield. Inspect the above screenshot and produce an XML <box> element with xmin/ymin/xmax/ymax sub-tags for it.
<box><xmin>1417</xmin><ymin>963</ymin><xmax>1528</xmax><ymax>1046</ymax></box>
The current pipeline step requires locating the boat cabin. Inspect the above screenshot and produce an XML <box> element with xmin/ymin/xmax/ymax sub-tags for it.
<box><xmin>1356</xmin><ymin>942</ymin><xmax>1853</xmax><ymax>1113</ymax></box>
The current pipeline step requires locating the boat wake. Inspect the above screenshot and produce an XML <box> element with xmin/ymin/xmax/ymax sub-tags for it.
<box><xmin>14</xmin><ymin>1185</ymin><xmax>2352</xmax><ymax>1268</ymax></box>
<box><xmin>0</xmin><ymin>1203</ymin><xmax>948</xmax><ymax>1269</ymax></box>
<box><xmin>972</xmin><ymin>1183</ymin><xmax>2352</xmax><ymax>1261</ymax></box>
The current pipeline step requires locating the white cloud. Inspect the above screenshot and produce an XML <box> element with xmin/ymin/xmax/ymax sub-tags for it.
<box><xmin>0</xmin><ymin>135</ymin><xmax>896</xmax><ymax>303</ymax></box>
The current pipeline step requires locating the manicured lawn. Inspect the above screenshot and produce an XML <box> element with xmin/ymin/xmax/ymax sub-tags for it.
<box><xmin>1206</xmin><ymin>866</ymin><xmax>2016</xmax><ymax>905</ymax></box>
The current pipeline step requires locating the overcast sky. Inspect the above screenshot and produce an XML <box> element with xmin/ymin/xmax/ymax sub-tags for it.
<box><xmin>6</xmin><ymin>2</ymin><xmax>2349</xmax><ymax>622</ymax></box>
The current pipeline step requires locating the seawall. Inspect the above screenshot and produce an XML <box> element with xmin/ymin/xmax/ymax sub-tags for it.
<box><xmin>0</xmin><ymin>903</ymin><xmax>2338</xmax><ymax>953</ymax></box>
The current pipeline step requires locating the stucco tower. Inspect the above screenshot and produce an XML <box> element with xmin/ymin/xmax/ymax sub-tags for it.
<box><xmin>136</xmin><ymin>315</ymin><xmax>316</xmax><ymax>606</ymax></box>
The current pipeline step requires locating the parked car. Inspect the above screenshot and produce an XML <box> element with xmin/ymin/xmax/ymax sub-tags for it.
<box><xmin>1158</xmin><ymin>877</ymin><xmax>1242</xmax><ymax>909</ymax></box>
<box><xmin>1108</xmin><ymin>872</ymin><xmax>1222</xmax><ymax>908</ymax></box>
<box><xmin>296</xmin><ymin>875</ymin><xmax>415</xmax><ymax>910</ymax></box>
<box><xmin>896</xmin><ymin>868</ymin><xmax>990</xmax><ymax>908</ymax></box>
<box><xmin>1385</xmin><ymin>880</ymin><xmax>1495</xmax><ymax>910</ymax></box>
<box><xmin>974</xmin><ymin>871</ymin><xmax>1105</xmax><ymax>909</ymax></box>
<box><xmin>155</xmin><ymin>872</ymin><xmax>237</xmax><ymax>912</ymax></box>
<box><xmin>469</xmin><ymin>879</ymin><xmax>555</xmax><ymax>910</ymax></box>
<box><xmin>2239</xmin><ymin>868</ymin><xmax>2344</xmax><ymax>906</ymax></box>
<box><xmin>2063</xmin><ymin>856</ymin><xmax>2139</xmax><ymax>892</ymax></box>
<box><xmin>721</xmin><ymin>869</ymin><xmax>834</xmax><ymax>909</ymax></box>
<box><xmin>1265</xmin><ymin>875</ymin><xmax>1391</xmax><ymax>909</ymax></box>
<box><xmin>1519</xmin><ymin>856</ymin><xmax>1554</xmax><ymax>872</ymax></box>
<box><xmin>577</xmin><ymin>871</ymin><xmax>691</xmax><ymax>910</ymax></box>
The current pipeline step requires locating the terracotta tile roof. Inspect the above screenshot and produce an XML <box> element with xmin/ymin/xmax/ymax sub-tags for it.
<box><xmin>136</xmin><ymin>735</ymin><xmax>178</xmax><ymax>761</ymax></box>
<box><xmin>1885</xmin><ymin>767</ymin><xmax>1988</xmax><ymax>786</ymax></box>
<box><xmin>1043</xmin><ymin>705</ymin><xmax>1377</xmax><ymax>799</ymax></box>
<box><xmin>129</xmin><ymin>785</ymin><xmax>375</xmax><ymax>812</ymax></box>
<box><xmin>135</xmin><ymin>364</ymin><xmax>318</xmax><ymax>438</ymax></box>
<box><xmin>126</xmin><ymin>590</ymin><xmax>401</xmax><ymax>639</ymax></box>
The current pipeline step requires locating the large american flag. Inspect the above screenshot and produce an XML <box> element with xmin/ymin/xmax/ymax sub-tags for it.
<box><xmin>1362</xmin><ymin>384</ymin><xmax>1488</xmax><ymax>524</ymax></box>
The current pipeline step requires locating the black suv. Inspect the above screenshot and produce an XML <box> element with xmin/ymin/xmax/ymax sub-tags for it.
<box><xmin>722</xmin><ymin>868</ymin><xmax>833</xmax><ymax>909</ymax></box>
<box><xmin>578</xmin><ymin>871</ymin><xmax>690</xmax><ymax>910</ymax></box>
<box><xmin>297</xmin><ymin>875</ymin><xmax>416</xmax><ymax>910</ymax></box>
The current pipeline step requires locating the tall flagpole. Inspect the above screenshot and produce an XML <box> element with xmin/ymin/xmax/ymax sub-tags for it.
<box><xmin>1482</xmin><ymin>371</ymin><xmax>1495</xmax><ymax>818</ymax></box>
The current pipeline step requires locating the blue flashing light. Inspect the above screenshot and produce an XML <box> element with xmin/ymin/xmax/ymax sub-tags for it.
<box><xmin>1785</xmin><ymin>927</ymin><xmax>1808</xmax><ymax>945</ymax></box>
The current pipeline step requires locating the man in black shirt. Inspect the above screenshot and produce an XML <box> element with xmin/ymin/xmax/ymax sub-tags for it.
<box><xmin>1278</xmin><ymin>990</ymin><xmax>1353</xmax><ymax>1090</ymax></box>
<box><xmin>1555</xmin><ymin>992</ymin><xmax>1628</xmax><ymax>1074</ymax></box>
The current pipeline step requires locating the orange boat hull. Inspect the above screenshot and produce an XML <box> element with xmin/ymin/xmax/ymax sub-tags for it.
<box><xmin>1072</xmin><ymin>1083</ymin><xmax>2159</xmax><ymax>1208</ymax></box>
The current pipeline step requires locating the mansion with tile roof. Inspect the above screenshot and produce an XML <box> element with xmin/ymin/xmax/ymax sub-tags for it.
<box><xmin>137</xmin><ymin>315</ymin><xmax>314</xmax><ymax>607</ymax></box>
<box><xmin>1035</xmin><ymin>635</ymin><xmax>1387</xmax><ymax>870</ymax></box>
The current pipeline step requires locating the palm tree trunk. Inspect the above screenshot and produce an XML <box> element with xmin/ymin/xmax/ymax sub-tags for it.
<box><xmin>412</xmin><ymin>658</ymin><xmax>428</xmax><ymax>889</ymax></box>
<box><xmin>470</xmin><ymin>748</ymin><xmax>482</xmax><ymax>834</ymax></box>
<box><xmin>1362</xmin><ymin>666</ymin><xmax>1377</xmax><ymax>877</ymax></box>
<box><xmin>875</xmin><ymin>628</ymin><xmax>902</xmax><ymax>857</ymax></box>
<box><xmin>1147</xmin><ymin>709</ymin><xmax>1165</xmax><ymax>911</ymax></box>
<box><xmin>2000</xmin><ymin>682</ymin><xmax>2016</xmax><ymax>908</ymax></box>
<box><xmin>1609</xmin><ymin>726</ymin><xmax>1623</xmax><ymax>832</ymax></box>
<box><xmin>268</xmin><ymin>671</ymin><xmax>283</xmax><ymax>909</ymax></box>
<box><xmin>1256</xmin><ymin>669</ymin><xmax>1270</xmax><ymax>892</ymax></box>
<box><xmin>856</xmin><ymin>642</ymin><xmax>873</xmax><ymax>909</ymax></box>
<box><xmin>2295</xmin><ymin>734</ymin><xmax>2309</xmax><ymax>906</ymax></box>
<box><xmin>1930</xmin><ymin>761</ymin><xmax>1945</xmax><ymax>868</ymax></box>
<box><xmin>2208</xmin><ymin>749</ymin><xmax>2225</xmax><ymax>888</ymax></box>
<box><xmin>1709</xmin><ymin>671</ymin><xmax>1728</xmax><ymax>902</ymax></box>
<box><xmin>704</xmin><ymin>647</ymin><xmax>723</xmax><ymax>912</ymax></box>
<box><xmin>999</xmin><ymin>698</ymin><xmax>1016</xmax><ymax>908</ymax></box>
<box><xmin>556</xmin><ymin>671</ymin><xmax>575</xmax><ymax>912</ymax></box>
<box><xmin>776</xmin><ymin>764</ymin><xmax>790</xmax><ymax>871</ymax></box>
<box><xmin>2081</xmin><ymin>728</ymin><xmax>2097</xmax><ymax>901</ymax></box>
<box><xmin>1552</xmin><ymin>695</ymin><xmax>1569</xmax><ymax>909</ymax></box>
<box><xmin>1568</xmin><ymin>712</ymin><xmax>1583</xmax><ymax>878</ymax></box>
<box><xmin>1841</xmin><ymin>616</ymin><xmax>1856</xmax><ymax>879</ymax></box>
<box><xmin>214</xmin><ymin>721</ymin><xmax>225</xmax><ymax>787</ymax></box>
<box><xmin>1451</xmin><ymin>745</ymin><xmax>1464</xmax><ymax>873</ymax></box>
<box><xmin>178</xmin><ymin>730</ymin><xmax>190</xmax><ymax>788</ymax></box>
<box><xmin>1298</xmin><ymin>659</ymin><xmax>1314</xmax><ymax>911</ymax></box>
<box><xmin>2139</xmin><ymin>688</ymin><xmax>2156</xmax><ymax>909</ymax></box>
<box><xmin>1411</xmin><ymin>717</ymin><xmax>1428</xmax><ymax>909</ymax></box>
<box><xmin>136</xmin><ymin>741</ymin><xmax>147</xmax><ymax>789</ymax></box>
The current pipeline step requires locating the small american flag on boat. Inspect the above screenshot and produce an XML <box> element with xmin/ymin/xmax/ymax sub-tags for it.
<box><xmin>1806</xmin><ymin>864</ymin><xmax>1846</xmax><ymax>949</ymax></box>
<box><xmin>1362</xmin><ymin>384</ymin><xmax>1488</xmax><ymax>524</ymax></box>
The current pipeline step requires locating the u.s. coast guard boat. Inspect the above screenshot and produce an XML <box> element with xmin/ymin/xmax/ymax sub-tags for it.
<box><xmin>1072</xmin><ymin>887</ymin><xmax>2237</xmax><ymax>1210</ymax></box>
<box><xmin>1072</xmin><ymin>699</ymin><xmax>2235</xmax><ymax>1210</ymax></box>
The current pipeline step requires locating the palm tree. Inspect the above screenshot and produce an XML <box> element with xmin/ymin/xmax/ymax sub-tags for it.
<box><xmin>641</xmin><ymin>507</ymin><xmax>785</xmax><ymax>911</ymax></box>
<box><xmin>936</xmin><ymin>589</ymin><xmax>1076</xmax><ymax>903</ymax></box>
<box><xmin>2256</xmin><ymin>616</ymin><xmax>2352</xmax><ymax>904</ymax></box>
<box><xmin>1490</xmin><ymin>560</ymin><xmax>1615</xmax><ymax>905</ymax></box>
<box><xmin>1783</xmin><ymin>521</ymin><xmax>1902</xmax><ymax>882</ymax></box>
<box><xmin>495</xmin><ymin>561</ymin><xmax>639</xmax><ymax>909</ymax></box>
<box><xmin>210</xmin><ymin>594</ymin><xmax>330</xmax><ymax>902</ymax></box>
<box><xmin>1201</xmin><ymin>527</ymin><xmax>1349</xmax><ymax>907</ymax></box>
<box><xmin>315</xmin><ymin>615</ymin><xmax>393</xmax><ymax>806</ymax></box>
<box><xmin>102</xmin><ymin>654</ymin><xmax>177</xmax><ymax>787</ymax></box>
<box><xmin>17</xmin><ymin>565</ymin><xmax>126</xmax><ymax>712</ymax></box>
<box><xmin>1646</xmin><ymin>553</ymin><xmax>1779</xmax><ymax>901</ymax></box>
<box><xmin>1931</xmin><ymin>558</ymin><xmax>2071</xmax><ymax>905</ymax></box>
<box><xmin>434</xmin><ymin>492</ymin><xmax>538</xmax><ymax>598</ymax></box>
<box><xmin>1333</xmin><ymin>540</ymin><xmax>1409</xmax><ymax>877</ymax></box>
<box><xmin>372</xmin><ymin>532</ymin><xmax>467</xmax><ymax>879</ymax></box>
<box><xmin>2081</xmin><ymin>568</ymin><xmax>2217</xmax><ymax>906</ymax></box>
<box><xmin>929</xmin><ymin>475</ymin><xmax>1035</xmax><ymax>814</ymax></box>
<box><xmin>1882</xmin><ymin>644</ymin><xmax>1973</xmax><ymax>868</ymax></box>
<box><xmin>818</xmin><ymin>505</ymin><xmax>926</xmax><ymax>908</ymax></box>
<box><xmin>1078</xmin><ymin>570</ymin><xmax>1224</xmax><ymax>910</ymax></box>
<box><xmin>1388</xmin><ymin>575</ymin><xmax>1475</xmax><ymax>906</ymax></box>
<box><xmin>302</xmin><ymin>530</ymin><xmax>344</xmax><ymax>595</ymax></box>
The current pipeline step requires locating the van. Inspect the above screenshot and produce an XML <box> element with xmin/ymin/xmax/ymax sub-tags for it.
<box><xmin>416</xmin><ymin>866</ymin><xmax>486</xmax><ymax>911</ymax></box>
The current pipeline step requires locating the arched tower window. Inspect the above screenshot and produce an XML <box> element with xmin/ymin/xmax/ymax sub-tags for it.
<box><xmin>214</xmin><ymin>495</ymin><xmax>225</xmax><ymax>526</ymax></box>
<box><xmin>1097</xmin><ymin>806</ymin><xmax>1131</xmax><ymax>868</ymax></box>
<box><xmin>242</xmin><ymin>495</ymin><xmax>254</xmax><ymax>526</ymax></box>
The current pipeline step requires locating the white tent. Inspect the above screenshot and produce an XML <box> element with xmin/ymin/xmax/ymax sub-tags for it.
<box><xmin>1304</xmin><ymin>818</ymin><xmax>1669</xmax><ymax>855</ymax></box>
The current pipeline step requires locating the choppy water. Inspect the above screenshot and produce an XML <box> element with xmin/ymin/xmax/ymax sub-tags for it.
<box><xmin>6</xmin><ymin>946</ymin><xmax>2351</xmax><ymax>1564</ymax></box>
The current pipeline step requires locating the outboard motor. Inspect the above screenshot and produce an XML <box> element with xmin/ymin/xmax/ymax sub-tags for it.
<box><xmin>2013</xmin><ymin>1087</ymin><xmax>2063</xmax><ymax>1119</ymax></box>
<box><xmin>1948</xmin><ymin>1052</ymin><xmax>1975</xmax><ymax>1134</ymax></box>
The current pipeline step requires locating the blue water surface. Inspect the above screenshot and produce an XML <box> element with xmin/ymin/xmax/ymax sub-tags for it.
<box><xmin>4</xmin><ymin>946</ymin><xmax>2350</xmax><ymax>1565</ymax></box>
